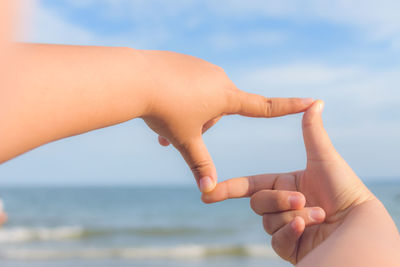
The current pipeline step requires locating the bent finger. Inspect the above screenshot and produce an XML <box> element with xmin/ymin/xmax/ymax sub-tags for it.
<box><xmin>271</xmin><ymin>216</ymin><xmax>305</xmax><ymax>264</ymax></box>
<box><xmin>250</xmin><ymin>190</ymin><xmax>305</xmax><ymax>215</ymax></box>
<box><xmin>202</xmin><ymin>172</ymin><xmax>299</xmax><ymax>203</ymax></box>
<box><xmin>263</xmin><ymin>207</ymin><xmax>325</xmax><ymax>235</ymax></box>
<box><xmin>158</xmin><ymin>136</ymin><xmax>170</xmax><ymax>146</ymax></box>
<box><xmin>175</xmin><ymin>137</ymin><xmax>217</xmax><ymax>193</ymax></box>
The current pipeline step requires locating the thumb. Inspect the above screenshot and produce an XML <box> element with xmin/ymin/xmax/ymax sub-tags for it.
<box><xmin>302</xmin><ymin>100</ymin><xmax>338</xmax><ymax>161</ymax></box>
<box><xmin>174</xmin><ymin>136</ymin><xmax>217</xmax><ymax>193</ymax></box>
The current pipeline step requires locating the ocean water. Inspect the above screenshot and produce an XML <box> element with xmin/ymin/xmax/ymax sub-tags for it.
<box><xmin>0</xmin><ymin>181</ymin><xmax>399</xmax><ymax>267</ymax></box>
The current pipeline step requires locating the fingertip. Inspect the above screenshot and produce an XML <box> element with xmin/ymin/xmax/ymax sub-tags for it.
<box><xmin>158</xmin><ymin>136</ymin><xmax>170</xmax><ymax>146</ymax></box>
<box><xmin>302</xmin><ymin>99</ymin><xmax>325</xmax><ymax>132</ymax></box>
<box><xmin>199</xmin><ymin>176</ymin><xmax>216</xmax><ymax>193</ymax></box>
<box><xmin>291</xmin><ymin>216</ymin><xmax>305</xmax><ymax>234</ymax></box>
<box><xmin>310</xmin><ymin>207</ymin><xmax>326</xmax><ymax>223</ymax></box>
<box><xmin>201</xmin><ymin>192</ymin><xmax>213</xmax><ymax>204</ymax></box>
<box><xmin>304</xmin><ymin>99</ymin><xmax>323</xmax><ymax>116</ymax></box>
<box><xmin>289</xmin><ymin>193</ymin><xmax>306</xmax><ymax>210</ymax></box>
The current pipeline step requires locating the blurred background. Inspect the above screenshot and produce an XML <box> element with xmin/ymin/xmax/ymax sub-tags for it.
<box><xmin>0</xmin><ymin>1</ymin><xmax>399</xmax><ymax>266</ymax></box>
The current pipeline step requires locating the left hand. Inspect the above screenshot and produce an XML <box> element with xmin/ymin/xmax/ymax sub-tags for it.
<box><xmin>140</xmin><ymin>50</ymin><xmax>313</xmax><ymax>192</ymax></box>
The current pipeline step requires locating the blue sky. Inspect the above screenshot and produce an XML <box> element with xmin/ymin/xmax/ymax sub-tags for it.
<box><xmin>1</xmin><ymin>0</ymin><xmax>399</xmax><ymax>185</ymax></box>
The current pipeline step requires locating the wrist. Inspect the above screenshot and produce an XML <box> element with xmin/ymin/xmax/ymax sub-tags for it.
<box><xmin>120</xmin><ymin>47</ymin><xmax>154</xmax><ymax>119</ymax></box>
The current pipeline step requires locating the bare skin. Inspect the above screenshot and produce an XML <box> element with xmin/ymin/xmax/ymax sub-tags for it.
<box><xmin>203</xmin><ymin>101</ymin><xmax>400</xmax><ymax>266</ymax></box>
<box><xmin>0</xmin><ymin>44</ymin><xmax>312</xmax><ymax>193</ymax></box>
<box><xmin>0</xmin><ymin>1</ymin><xmax>310</xmax><ymax>227</ymax></box>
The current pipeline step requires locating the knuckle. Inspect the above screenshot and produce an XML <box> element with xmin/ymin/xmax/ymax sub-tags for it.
<box><xmin>264</xmin><ymin>97</ymin><xmax>273</xmax><ymax>117</ymax></box>
<box><xmin>250</xmin><ymin>191</ymin><xmax>265</xmax><ymax>214</ymax></box>
<box><xmin>190</xmin><ymin>159</ymin><xmax>212</xmax><ymax>176</ymax></box>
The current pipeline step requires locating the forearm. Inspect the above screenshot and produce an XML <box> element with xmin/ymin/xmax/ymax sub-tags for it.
<box><xmin>0</xmin><ymin>43</ymin><xmax>152</xmax><ymax>163</ymax></box>
<box><xmin>297</xmin><ymin>199</ymin><xmax>400</xmax><ymax>267</ymax></box>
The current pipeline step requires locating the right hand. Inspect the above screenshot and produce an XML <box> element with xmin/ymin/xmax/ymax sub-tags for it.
<box><xmin>202</xmin><ymin>100</ymin><xmax>375</xmax><ymax>264</ymax></box>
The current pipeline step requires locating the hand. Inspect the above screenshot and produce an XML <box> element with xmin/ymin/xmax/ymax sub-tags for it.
<box><xmin>140</xmin><ymin>50</ymin><xmax>313</xmax><ymax>192</ymax></box>
<box><xmin>202</xmin><ymin>100</ymin><xmax>375</xmax><ymax>263</ymax></box>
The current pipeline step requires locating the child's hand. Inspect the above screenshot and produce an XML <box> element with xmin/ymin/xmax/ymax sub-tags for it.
<box><xmin>140</xmin><ymin>50</ymin><xmax>313</xmax><ymax>193</ymax></box>
<box><xmin>202</xmin><ymin>100</ymin><xmax>375</xmax><ymax>264</ymax></box>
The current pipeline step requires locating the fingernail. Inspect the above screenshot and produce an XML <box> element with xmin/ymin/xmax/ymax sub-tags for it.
<box><xmin>199</xmin><ymin>176</ymin><xmax>214</xmax><ymax>193</ymax></box>
<box><xmin>310</xmin><ymin>208</ymin><xmax>325</xmax><ymax>221</ymax></box>
<box><xmin>289</xmin><ymin>195</ymin><xmax>302</xmax><ymax>208</ymax></box>
<box><xmin>301</xmin><ymin>98</ymin><xmax>314</xmax><ymax>105</ymax></box>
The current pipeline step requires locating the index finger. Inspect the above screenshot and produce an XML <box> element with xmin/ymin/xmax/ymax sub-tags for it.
<box><xmin>201</xmin><ymin>173</ymin><xmax>278</xmax><ymax>203</ymax></box>
<box><xmin>202</xmin><ymin>172</ymin><xmax>301</xmax><ymax>203</ymax></box>
<box><xmin>228</xmin><ymin>90</ymin><xmax>314</xmax><ymax>118</ymax></box>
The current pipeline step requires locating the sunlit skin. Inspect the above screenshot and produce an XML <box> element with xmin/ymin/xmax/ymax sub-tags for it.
<box><xmin>1</xmin><ymin>3</ymin><xmax>399</xmax><ymax>265</ymax></box>
<box><xmin>0</xmin><ymin>2</ymin><xmax>311</xmax><ymax>227</ymax></box>
<box><xmin>0</xmin><ymin>44</ymin><xmax>312</xmax><ymax>193</ymax></box>
<box><xmin>203</xmin><ymin>101</ymin><xmax>400</xmax><ymax>266</ymax></box>
<box><xmin>0</xmin><ymin>0</ymin><xmax>15</xmax><ymax>227</ymax></box>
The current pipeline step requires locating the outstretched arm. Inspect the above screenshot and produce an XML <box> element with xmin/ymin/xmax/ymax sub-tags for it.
<box><xmin>0</xmin><ymin>43</ymin><xmax>313</xmax><ymax>192</ymax></box>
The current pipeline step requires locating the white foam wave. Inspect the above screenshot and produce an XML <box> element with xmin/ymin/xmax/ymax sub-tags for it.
<box><xmin>0</xmin><ymin>226</ymin><xmax>84</xmax><ymax>243</ymax></box>
<box><xmin>0</xmin><ymin>244</ymin><xmax>278</xmax><ymax>260</ymax></box>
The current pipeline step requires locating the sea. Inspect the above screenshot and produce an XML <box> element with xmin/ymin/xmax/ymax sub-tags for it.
<box><xmin>0</xmin><ymin>180</ymin><xmax>399</xmax><ymax>267</ymax></box>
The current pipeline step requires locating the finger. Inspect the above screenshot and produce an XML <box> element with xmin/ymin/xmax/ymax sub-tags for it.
<box><xmin>202</xmin><ymin>116</ymin><xmax>222</xmax><ymax>134</ymax></box>
<box><xmin>158</xmin><ymin>136</ymin><xmax>170</xmax><ymax>146</ymax></box>
<box><xmin>250</xmin><ymin>190</ymin><xmax>305</xmax><ymax>215</ymax></box>
<box><xmin>228</xmin><ymin>90</ymin><xmax>314</xmax><ymax>118</ymax></box>
<box><xmin>302</xmin><ymin>100</ymin><xmax>338</xmax><ymax>161</ymax></box>
<box><xmin>158</xmin><ymin>116</ymin><xmax>221</xmax><ymax>147</ymax></box>
<box><xmin>271</xmin><ymin>216</ymin><xmax>305</xmax><ymax>264</ymax></box>
<box><xmin>262</xmin><ymin>207</ymin><xmax>325</xmax><ymax>235</ymax></box>
<box><xmin>202</xmin><ymin>172</ymin><xmax>298</xmax><ymax>203</ymax></box>
<box><xmin>175</xmin><ymin>136</ymin><xmax>217</xmax><ymax>193</ymax></box>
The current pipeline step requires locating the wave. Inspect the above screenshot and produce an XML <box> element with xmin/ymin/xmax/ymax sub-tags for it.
<box><xmin>0</xmin><ymin>226</ymin><xmax>84</xmax><ymax>243</ymax></box>
<box><xmin>0</xmin><ymin>244</ymin><xmax>277</xmax><ymax>260</ymax></box>
<box><xmin>0</xmin><ymin>226</ymin><xmax>234</xmax><ymax>243</ymax></box>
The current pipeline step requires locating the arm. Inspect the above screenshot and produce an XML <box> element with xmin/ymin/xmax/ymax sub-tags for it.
<box><xmin>0</xmin><ymin>43</ymin><xmax>313</xmax><ymax>192</ymax></box>
<box><xmin>0</xmin><ymin>44</ymin><xmax>150</xmax><ymax>162</ymax></box>
<box><xmin>298</xmin><ymin>199</ymin><xmax>400</xmax><ymax>267</ymax></box>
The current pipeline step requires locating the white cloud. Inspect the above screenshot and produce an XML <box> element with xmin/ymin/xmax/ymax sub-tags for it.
<box><xmin>207</xmin><ymin>0</ymin><xmax>400</xmax><ymax>47</ymax></box>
